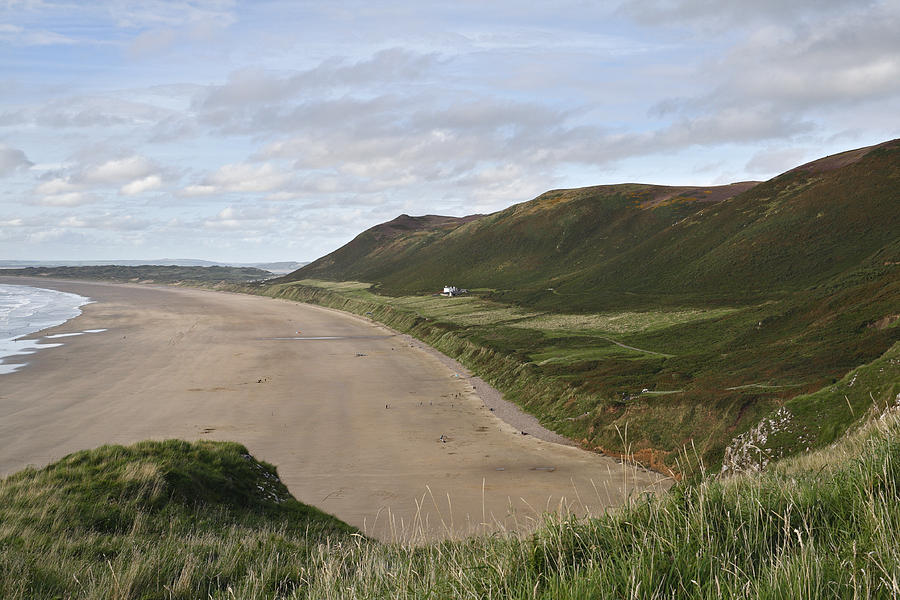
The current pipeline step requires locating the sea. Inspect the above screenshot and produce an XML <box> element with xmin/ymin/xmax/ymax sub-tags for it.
<box><xmin>0</xmin><ymin>283</ymin><xmax>95</xmax><ymax>375</ymax></box>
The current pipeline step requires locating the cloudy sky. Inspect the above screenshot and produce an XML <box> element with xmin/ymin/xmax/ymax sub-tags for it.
<box><xmin>1</xmin><ymin>1</ymin><xmax>898</xmax><ymax>262</ymax></box>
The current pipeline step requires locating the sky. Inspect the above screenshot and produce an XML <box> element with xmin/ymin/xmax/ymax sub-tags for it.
<box><xmin>1</xmin><ymin>1</ymin><xmax>898</xmax><ymax>263</ymax></box>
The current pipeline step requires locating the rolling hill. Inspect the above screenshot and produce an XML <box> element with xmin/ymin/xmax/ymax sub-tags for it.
<box><xmin>291</xmin><ymin>140</ymin><xmax>897</xmax><ymax>309</ymax></box>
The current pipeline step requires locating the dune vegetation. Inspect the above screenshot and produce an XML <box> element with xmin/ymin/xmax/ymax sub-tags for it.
<box><xmin>4</xmin><ymin>403</ymin><xmax>900</xmax><ymax>598</ymax></box>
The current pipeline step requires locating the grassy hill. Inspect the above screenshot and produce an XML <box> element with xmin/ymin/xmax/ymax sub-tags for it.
<box><xmin>0</xmin><ymin>440</ymin><xmax>355</xmax><ymax>599</ymax></box>
<box><xmin>295</xmin><ymin>183</ymin><xmax>760</xmax><ymax>300</ymax></box>
<box><xmin>290</xmin><ymin>141</ymin><xmax>897</xmax><ymax>307</ymax></box>
<box><xmin>298</xmin><ymin>213</ymin><xmax>484</xmax><ymax>284</ymax></box>
<box><xmin>269</xmin><ymin>140</ymin><xmax>900</xmax><ymax>472</ymax></box>
<box><xmin>5</xmin><ymin>409</ymin><xmax>900</xmax><ymax>598</ymax></box>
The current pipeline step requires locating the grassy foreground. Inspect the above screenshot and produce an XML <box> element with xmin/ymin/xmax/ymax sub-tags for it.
<box><xmin>4</xmin><ymin>406</ymin><xmax>900</xmax><ymax>598</ymax></box>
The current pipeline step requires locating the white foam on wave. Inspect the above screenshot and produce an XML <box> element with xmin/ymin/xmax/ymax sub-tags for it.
<box><xmin>0</xmin><ymin>284</ymin><xmax>92</xmax><ymax>375</ymax></box>
<box><xmin>43</xmin><ymin>328</ymin><xmax>107</xmax><ymax>339</ymax></box>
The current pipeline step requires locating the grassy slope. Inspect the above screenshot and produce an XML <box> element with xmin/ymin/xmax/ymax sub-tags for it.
<box><xmin>295</xmin><ymin>183</ymin><xmax>759</xmax><ymax>299</ymax></box>
<box><xmin>291</xmin><ymin>141</ymin><xmax>898</xmax><ymax>309</ymax></box>
<box><xmin>271</xmin><ymin>140</ymin><xmax>900</xmax><ymax>473</ymax></box>
<box><xmin>5</xmin><ymin>406</ymin><xmax>900</xmax><ymax>598</ymax></box>
<box><xmin>298</xmin><ymin>213</ymin><xmax>484</xmax><ymax>284</ymax></box>
<box><xmin>0</xmin><ymin>440</ymin><xmax>355</xmax><ymax>599</ymax></box>
<box><xmin>289</xmin><ymin>142</ymin><xmax>898</xmax><ymax>307</ymax></box>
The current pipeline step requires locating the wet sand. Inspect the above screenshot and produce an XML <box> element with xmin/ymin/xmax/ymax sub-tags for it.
<box><xmin>0</xmin><ymin>277</ymin><xmax>670</xmax><ymax>541</ymax></box>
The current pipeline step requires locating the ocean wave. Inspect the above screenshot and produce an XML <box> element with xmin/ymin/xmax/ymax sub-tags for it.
<box><xmin>0</xmin><ymin>284</ymin><xmax>92</xmax><ymax>374</ymax></box>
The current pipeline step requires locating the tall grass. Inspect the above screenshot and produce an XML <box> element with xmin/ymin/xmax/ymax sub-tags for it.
<box><xmin>5</xmin><ymin>407</ymin><xmax>900</xmax><ymax>598</ymax></box>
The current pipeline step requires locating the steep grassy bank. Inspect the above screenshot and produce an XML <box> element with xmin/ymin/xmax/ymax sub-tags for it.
<box><xmin>0</xmin><ymin>440</ymin><xmax>355</xmax><ymax>599</ymax></box>
<box><xmin>5</xmin><ymin>405</ymin><xmax>900</xmax><ymax>598</ymax></box>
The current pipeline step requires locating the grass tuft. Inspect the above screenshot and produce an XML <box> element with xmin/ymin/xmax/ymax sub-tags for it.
<box><xmin>5</xmin><ymin>407</ymin><xmax>900</xmax><ymax>597</ymax></box>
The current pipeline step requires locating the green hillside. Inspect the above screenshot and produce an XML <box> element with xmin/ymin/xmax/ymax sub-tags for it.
<box><xmin>295</xmin><ymin>182</ymin><xmax>759</xmax><ymax>301</ymax></box>
<box><xmin>0</xmin><ymin>440</ymin><xmax>355</xmax><ymax>598</ymax></box>
<box><xmin>291</xmin><ymin>141</ymin><xmax>897</xmax><ymax>308</ymax></box>
<box><xmin>273</xmin><ymin>140</ymin><xmax>900</xmax><ymax>472</ymax></box>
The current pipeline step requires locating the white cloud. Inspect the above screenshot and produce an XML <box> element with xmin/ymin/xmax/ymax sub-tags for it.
<box><xmin>618</xmin><ymin>0</ymin><xmax>873</xmax><ymax>29</ymax></box>
<box><xmin>186</xmin><ymin>162</ymin><xmax>291</xmax><ymax>194</ymax></box>
<box><xmin>202</xmin><ymin>205</ymin><xmax>281</xmax><ymax>230</ymax></box>
<box><xmin>180</xmin><ymin>184</ymin><xmax>217</xmax><ymax>197</ymax></box>
<box><xmin>58</xmin><ymin>216</ymin><xmax>88</xmax><ymax>227</ymax></box>
<box><xmin>58</xmin><ymin>213</ymin><xmax>151</xmax><ymax>231</ymax></box>
<box><xmin>31</xmin><ymin>178</ymin><xmax>91</xmax><ymax>206</ymax></box>
<box><xmin>0</xmin><ymin>23</ymin><xmax>79</xmax><ymax>46</ymax></box>
<box><xmin>120</xmin><ymin>174</ymin><xmax>163</xmax><ymax>195</ymax></box>
<box><xmin>82</xmin><ymin>156</ymin><xmax>156</xmax><ymax>184</ymax></box>
<box><xmin>35</xmin><ymin>178</ymin><xmax>80</xmax><ymax>196</ymax></box>
<box><xmin>197</xmin><ymin>48</ymin><xmax>440</xmax><ymax>110</ymax></box>
<box><xmin>1</xmin><ymin>1</ymin><xmax>898</xmax><ymax>262</ymax></box>
<box><xmin>0</xmin><ymin>144</ymin><xmax>33</xmax><ymax>176</ymax></box>
<box><xmin>33</xmin><ymin>192</ymin><xmax>90</xmax><ymax>207</ymax></box>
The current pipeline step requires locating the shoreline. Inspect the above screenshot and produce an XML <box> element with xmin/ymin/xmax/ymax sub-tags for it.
<box><xmin>0</xmin><ymin>276</ymin><xmax>670</xmax><ymax>541</ymax></box>
<box><xmin>0</xmin><ymin>281</ymin><xmax>93</xmax><ymax>374</ymax></box>
<box><xmin>1</xmin><ymin>277</ymin><xmax>563</xmax><ymax>447</ymax></box>
<box><xmin>263</xmin><ymin>295</ymin><xmax>578</xmax><ymax>448</ymax></box>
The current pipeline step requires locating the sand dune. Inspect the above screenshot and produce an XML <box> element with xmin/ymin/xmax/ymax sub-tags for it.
<box><xmin>0</xmin><ymin>277</ymin><xmax>669</xmax><ymax>541</ymax></box>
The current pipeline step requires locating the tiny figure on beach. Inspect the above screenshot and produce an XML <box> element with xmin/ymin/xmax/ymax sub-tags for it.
<box><xmin>439</xmin><ymin>434</ymin><xmax>447</xmax><ymax>443</ymax></box>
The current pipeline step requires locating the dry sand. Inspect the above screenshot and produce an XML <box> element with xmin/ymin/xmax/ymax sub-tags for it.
<box><xmin>0</xmin><ymin>277</ymin><xmax>670</xmax><ymax>541</ymax></box>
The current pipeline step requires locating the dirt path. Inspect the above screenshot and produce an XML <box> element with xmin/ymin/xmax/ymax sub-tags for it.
<box><xmin>600</xmin><ymin>336</ymin><xmax>672</xmax><ymax>357</ymax></box>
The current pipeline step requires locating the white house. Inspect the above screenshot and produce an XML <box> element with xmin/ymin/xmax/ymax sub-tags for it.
<box><xmin>441</xmin><ymin>285</ymin><xmax>464</xmax><ymax>297</ymax></box>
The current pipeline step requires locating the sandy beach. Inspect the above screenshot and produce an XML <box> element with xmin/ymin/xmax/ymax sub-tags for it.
<box><xmin>0</xmin><ymin>277</ymin><xmax>669</xmax><ymax>541</ymax></box>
